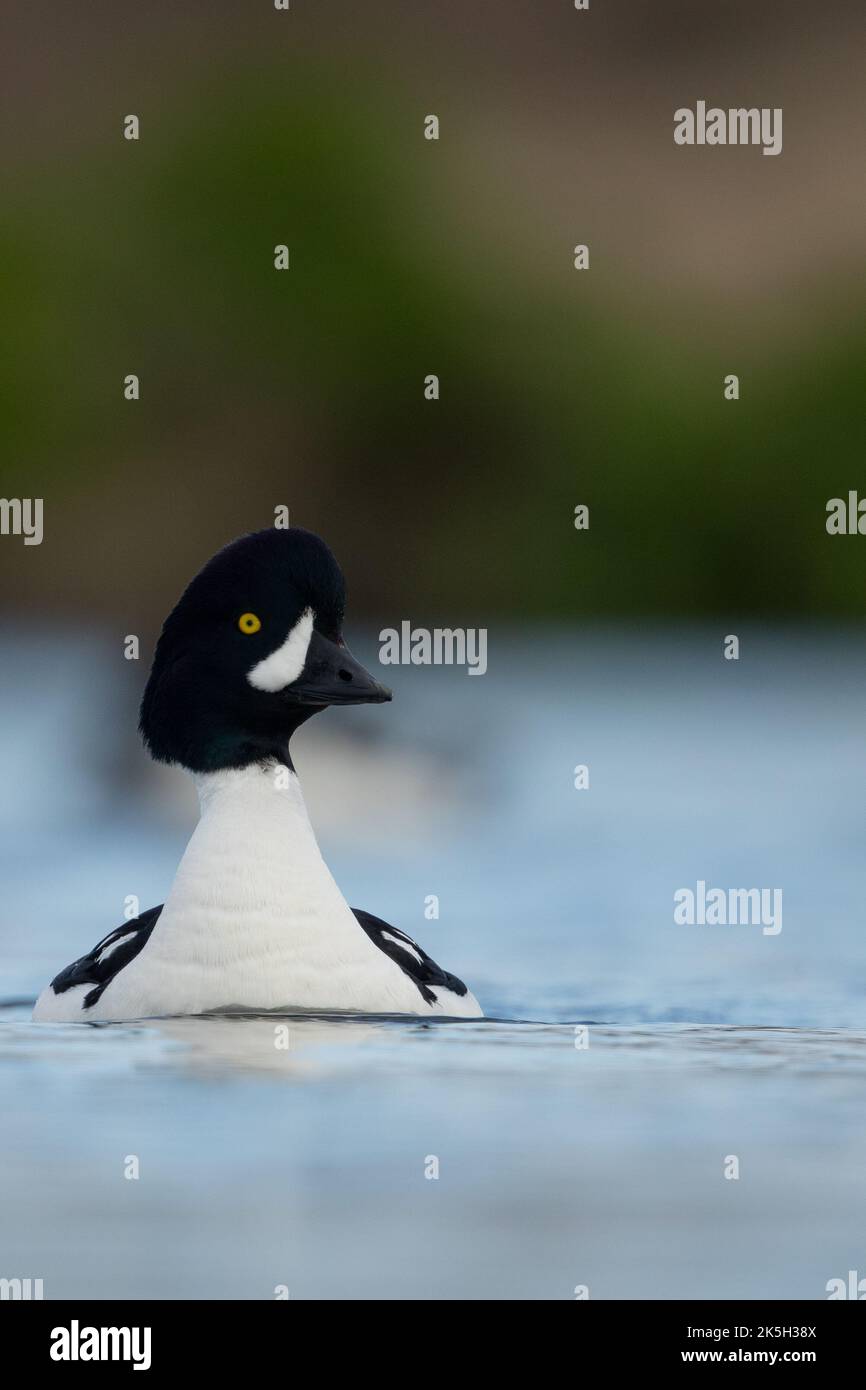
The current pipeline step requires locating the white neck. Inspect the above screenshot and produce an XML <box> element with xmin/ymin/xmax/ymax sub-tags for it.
<box><xmin>175</xmin><ymin>759</ymin><xmax>358</xmax><ymax>932</ymax></box>
<box><xmin>114</xmin><ymin>758</ymin><xmax>401</xmax><ymax>1014</ymax></box>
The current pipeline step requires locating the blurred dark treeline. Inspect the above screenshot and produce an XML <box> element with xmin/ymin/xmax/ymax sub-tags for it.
<box><xmin>1</xmin><ymin>0</ymin><xmax>864</xmax><ymax>627</ymax></box>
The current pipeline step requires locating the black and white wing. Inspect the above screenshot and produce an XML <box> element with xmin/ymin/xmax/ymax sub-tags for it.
<box><xmin>351</xmin><ymin>907</ymin><xmax>470</xmax><ymax>1007</ymax></box>
<box><xmin>46</xmin><ymin>905</ymin><xmax>164</xmax><ymax>1012</ymax></box>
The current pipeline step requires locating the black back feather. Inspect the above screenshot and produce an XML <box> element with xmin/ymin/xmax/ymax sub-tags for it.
<box><xmin>351</xmin><ymin>908</ymin><xmax>469</xmax><ymax>1006</ymax></box>
<box><xmin>50</xmin><ymin>905</ymin><xmax>163</xmax><ymax>1010</ymax></box>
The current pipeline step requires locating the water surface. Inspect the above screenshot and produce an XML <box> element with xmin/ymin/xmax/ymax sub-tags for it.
<box><xmin>2</xmin><ymin>629</ymin><xmax>865</xmax><ymax>1298</ymax></box>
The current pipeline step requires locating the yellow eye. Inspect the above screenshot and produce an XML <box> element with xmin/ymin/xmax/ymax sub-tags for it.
<box><xmin>238</xmin><ymin>612</ymin><xmax>262</xmax><ymax>635</ymax></box>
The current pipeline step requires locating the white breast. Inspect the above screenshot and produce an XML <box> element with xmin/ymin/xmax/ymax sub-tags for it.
<box><xmin>81</xmin><ymin>762</ymin><xmax>480</xmax><ymax>1021</ymax></box>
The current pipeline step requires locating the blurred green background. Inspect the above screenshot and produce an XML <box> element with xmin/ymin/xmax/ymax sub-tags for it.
<box><xmin>2</xmin><ymin>0</ymin><xmax>864</xmax><ymax>629</ymax></box>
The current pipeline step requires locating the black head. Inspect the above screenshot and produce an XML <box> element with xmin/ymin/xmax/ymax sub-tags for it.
<box><xmin>139</xmin><ymin>528</ymin><xmax>391</xmax><ymax>772</ymax></box>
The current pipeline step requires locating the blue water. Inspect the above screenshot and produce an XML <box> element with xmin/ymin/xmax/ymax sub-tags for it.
<box><xmin>1</xmin><ymin>627</ymin><xmax>865</xmax><ymax>1298</ymax></box>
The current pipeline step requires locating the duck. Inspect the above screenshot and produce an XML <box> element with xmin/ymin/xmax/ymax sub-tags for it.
<box><xmin>33</xmin><ymin>527</ymin><xmax>483</xmax><ymax>1022</ymax></box>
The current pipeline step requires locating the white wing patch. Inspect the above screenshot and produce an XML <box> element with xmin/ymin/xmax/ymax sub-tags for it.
<box><xmin>247</xmin><ymin>608</ymin><xmax>315</xmax><ymax>692</ymax></box>
<box><xmin>382</xmin><ymin>930</ymin><xmax>424</xmax><ymax>966</ymax></box>
<box><xmin>96</xmin><ymin>931</ymin><xmax>136</xmax><ymax>964</ymax></box>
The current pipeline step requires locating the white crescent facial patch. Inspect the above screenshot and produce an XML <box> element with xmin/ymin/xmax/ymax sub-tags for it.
<box><xmin>247</xmin><ymin>607</ymin><xmax>315</xmax><ymax>692</ymax></box>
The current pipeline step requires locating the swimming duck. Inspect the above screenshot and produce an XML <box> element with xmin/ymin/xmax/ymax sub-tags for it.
<box><xmin>33</xmin><ymin>528</ymin><xmax>482</xmax><ymax>1022</ymax></box>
